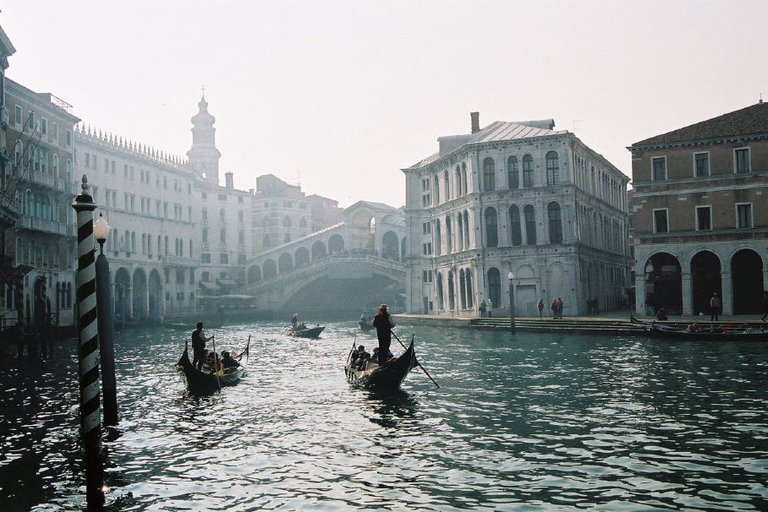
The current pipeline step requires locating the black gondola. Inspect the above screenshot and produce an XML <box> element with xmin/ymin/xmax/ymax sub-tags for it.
<box><xmin>630</xmin><ymin>314</ymin><xmax>768</xmax><ymax>341</ymax></box>
<box><xmin>345</xmin><ymin>338</ymin><xmax>416</xmax><ymax>390</ymax></box>
<box><xmin>284</xmin><ymin>324</ymin><xmax>325</xmax><ymax>338</ymax></box>
<box><xmin>175</xmin><ymin>336</ymin><xmax>250</xmax><ymax>394</ymax></box>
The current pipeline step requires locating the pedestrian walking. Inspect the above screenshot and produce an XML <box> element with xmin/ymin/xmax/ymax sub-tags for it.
<box><xmin>709</xmin><ymin>292</ymin><xmax>721</xmax><ymax>321</ymax></box>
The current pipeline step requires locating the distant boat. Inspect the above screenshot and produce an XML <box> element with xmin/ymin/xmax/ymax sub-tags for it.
<box><xmin>344</xmin><ymin>338</ymin><xmax>416</xmax><ymax>390</ymax></box>
<box><xmin>284</xmin><ymin>324</ymin><xmax>325</xmax><ymax>339</ymax></box>
<box><xmin>175</xmin><ymin>336</ymin><xmax>250</xmax><ymax>394</ymax></box>
<box><xmin>630</xmin><ymin>314</ymin><xmax>768</xmax><ymax>341</ymax></box>
<box><xmin>358</xmin><ymin>317</ymin><xmax>374</xmax><ymax>332</ymax></box>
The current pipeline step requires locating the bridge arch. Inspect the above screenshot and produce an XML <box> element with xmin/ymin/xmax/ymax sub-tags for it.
<box><xmin>263</xmin><ymin>259</ymin><xmax>277</xmax><ymax>279</ymax></box>
<box><xmin>279</xmin><ymin>253</ymin><xmax>294</xmax><ymax>274</ymax></box>
<box><xmin>381</xmin><ymin>231</ymin><xmax>399</xmax><ymax>261</ymax></box>
<box><xmin>295</xmin><ymin>247</ymin><xmax>310</xmax><ymax>267</ymax></box>
<box><xmin>312</xmin><ymin>240</ymin><xmax>327</xmax><ymax>260</ymax></box>
<box><xmin>329</xmin><ymin>234</ymin><xmax>344</xmax><ymax>254</ymax></box>
<box><xmin>248</xmin><ymin>264</ymin><xmax>262</xmax><ymax>282</ymax></box>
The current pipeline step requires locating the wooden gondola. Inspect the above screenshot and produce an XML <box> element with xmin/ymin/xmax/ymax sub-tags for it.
<box><xmin>175</xmin><ymin>336</ymin><xmax>250</xmax><ymax>394</ymax></box>
<box><xmin>344</xmin><ymin>338</ymin><xmax>416</xmax><ymax>390</ymax></box>
<box><xmin>284</xmin><ymin>324</ymin><xmax>325</xmax><ymax>338</ymax></box>
<box><xmin>630</xmin><ymin>314</ymin><xmax>768</xmax><ymax>341</ymax></box>
<box><xmin>358</xmin><ymin>318</ymin><xmax>374</xmax><ymax>332</ymax></box>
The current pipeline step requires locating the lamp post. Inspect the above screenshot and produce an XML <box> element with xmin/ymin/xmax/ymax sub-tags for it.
<box><xmin>507</xmin><ymin>271</ymin><xmax>516</xmax><ymax>334</ymax></box>
<box><xmin>94</xmin><ymin>213</ymin><xmax>118</xmax><ymax>426</ymax></box>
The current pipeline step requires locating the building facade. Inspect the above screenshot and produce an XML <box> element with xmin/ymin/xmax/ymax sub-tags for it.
<box><xmin>2</xmin><ymin>76</ymin><xmax>80</xmax><ymax>332</ymax></box>
<box><xmin>403</xmin><ymin>113</ymin><xmax>631</xmax><ymax>317</ymax></box>
<box><xmin>73</xmin><ymin>96</ymin><xmax>252</xmax><ymax>324</ymax></box>
<box><xmin>629</xmin><ymin>101</ymin><xmax>768</xmax><ymax>316</ymax></box>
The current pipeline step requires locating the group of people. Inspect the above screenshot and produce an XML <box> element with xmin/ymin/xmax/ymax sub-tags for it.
<box><xmin>551</xmin><ymin>297</ymin><xmax>564</xmax><ymax>319</ymax></box>
<box><xmin>478</xmin><ymin>298</ymin><xmax>493</xmax><ymax>318</ymax></box>
<box><xmin>191</xmin><ymin>321</ymin><xmax>241</xmax><ymax>374</ymax></box>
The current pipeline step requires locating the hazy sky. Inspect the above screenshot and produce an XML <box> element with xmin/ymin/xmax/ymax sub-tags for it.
<box><xmin>3</xmin><ymin>1</ymin><xmax>767</xmax><ymax>208</ymax></box>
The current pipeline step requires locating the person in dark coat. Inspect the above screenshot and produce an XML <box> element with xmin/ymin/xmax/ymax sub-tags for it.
<box><xmin>372</xmin><ymin>304</ymin><xmax>395</xmax><ymax>365</ymax></box>
<box><xmin>192</xmin><ymin>321</ymin><xmax>212</xmax><ymax>370</ymax></box>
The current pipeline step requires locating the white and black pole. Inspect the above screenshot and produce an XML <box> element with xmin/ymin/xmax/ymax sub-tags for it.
<box><xmin>71</xmin><ymin>175</ymin><xmax>105</xmax><ymax>509</ymax></box>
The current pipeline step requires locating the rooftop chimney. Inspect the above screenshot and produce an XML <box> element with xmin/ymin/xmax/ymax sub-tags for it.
<box><xmin>470</xmin><ymin>112</ymin><xmax>480</xmax><ymax>134</ymax></box>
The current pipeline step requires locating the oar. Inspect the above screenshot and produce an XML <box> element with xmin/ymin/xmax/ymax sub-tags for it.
<box><xmin>392</xmin><ymin>332</ymin><xmax>439</xmax><ymax>388</ymax></box>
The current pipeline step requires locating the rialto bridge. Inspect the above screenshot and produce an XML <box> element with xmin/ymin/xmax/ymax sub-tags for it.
<box><xmin>243</xmin><ymin>202</ymin><xmax>407</xmax><ymax>313</ymax></box>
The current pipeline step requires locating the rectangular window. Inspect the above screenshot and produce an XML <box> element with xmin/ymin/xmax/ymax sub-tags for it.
<box><xmin>66</xmin><ymin>130</ymin><xmax>72</xmax><ymax>146</ymax></box>
<box><xmin>53</xmin><ymin>123</ymin><xmax>59</xmax><ymax>141</ymax></box>
<box><xmin>15</xmin><ymin>104</ymin><xmax>21</xmax><ymax>125</ymax></box>
<box><xmin>41</xmin><ymin>118</ymin><xmax>47</xmax><ymax>136</ymax></box>
<box><xmin>652</xmin><ymin>157</ymin><xmax>667</xmax><ymax>181</ymax></box>
<box><xmin>696</xmin><ymin>206</ymin><xmax>712</xmax><ymax>231</ymax></box>
<box><xmin>735</xmin><ymin>148</ymin><xmax>751</xmax><ymax>174</ymax></box>
<box><xmin>736</xmin><ymin>203</ymin><xmax>753</xmax><ymax>228</ymax></box>
<box><xmin>694</xmin><ymin>152</ymin><xmax>709</xmax><ymax>177</ymax></box>
<box><xmin>653</xmin><ymin>209</ymin><xmax>669</xmax><ymax>233</ymax></box>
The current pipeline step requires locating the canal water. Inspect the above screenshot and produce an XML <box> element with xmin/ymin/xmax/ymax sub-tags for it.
<box><xmin>1</xmin><ymin>321</ymin><xmax>767</xmax><ymax>511</ymax></box>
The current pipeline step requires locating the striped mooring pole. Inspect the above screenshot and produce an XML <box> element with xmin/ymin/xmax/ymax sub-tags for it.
<box><xmin>71</xmin><ymin>175</ymin><xmax>105</xmax><ymax>509</ymax></box>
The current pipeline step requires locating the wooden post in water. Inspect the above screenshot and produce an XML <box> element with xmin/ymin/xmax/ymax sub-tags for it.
<box><xmin>71</xmin><ymin>175</ymin><xmax>105</xmax><ymax>509</ymax></box>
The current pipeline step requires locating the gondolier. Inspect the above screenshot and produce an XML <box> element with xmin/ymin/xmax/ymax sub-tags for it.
<box><xmin>372</xmin><ymin>304</ymin><xmax>395</xmax><ymax>365</ymax></box>
<box><xmin>192</xmin><ymin>321</ymin><xmax>212</xmax><ymax>370</ymax></box>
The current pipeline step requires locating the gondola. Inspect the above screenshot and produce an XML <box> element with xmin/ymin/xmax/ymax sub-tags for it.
<box><xmin>175</xmin><ymin>336</ymin><xmax>250</xmax><ymax>394</ymax></box>
<box><xmin>630</xmin><ymin>314</ymin><xmax>768</xmax><ymax>341</ymax></box>
<box><xmin>344</xmin><ymin>337</ymin><xmax>417</xmax><ymax>390</ymax></box>
<box><xmin>284</xmin><ymin>324</ymin><xmax>325</xmax><ymax>338</ymax></box>
<box><xmin>358</xmin><ymin>317</ymin><xmax>374</xmax><ymax>332</ymax></box>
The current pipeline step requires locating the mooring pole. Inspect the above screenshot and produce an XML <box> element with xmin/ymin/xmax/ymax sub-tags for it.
<box><xmin>71</xmin><ymin>175</ymin><xmax>105</xmax><ymax>509</ymax></box>
<box><xmin>94</xmin><ymin>213</ymin><xmax>118</xmax><ymax>426</ymax></box>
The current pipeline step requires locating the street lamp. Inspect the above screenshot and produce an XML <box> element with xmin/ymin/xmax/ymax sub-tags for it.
<box><xmin>93</xmin><ymin>213</ymin><xmax>118</xmax><ymax>426</ymax></box>
<box><xmin>507</xmin><ymin>271</ymin><xmax>515</xmax><ymax>334</ymax></box>
<box><xmin>93</xmin><ymin>213</ymin><xmax>110</xmax><ymax>254</ymax></box>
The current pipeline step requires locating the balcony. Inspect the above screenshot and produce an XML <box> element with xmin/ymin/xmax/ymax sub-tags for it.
<box><xmin>18</xmin><ymin>216</ymin><xmax>68</xmax><ymax>235</ymax></box>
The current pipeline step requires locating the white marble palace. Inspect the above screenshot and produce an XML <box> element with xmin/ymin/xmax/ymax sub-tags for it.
<box><xmin>403</xmin><ymin>113</ymin><xmax>631</xmax><ymax>317</ymax></box>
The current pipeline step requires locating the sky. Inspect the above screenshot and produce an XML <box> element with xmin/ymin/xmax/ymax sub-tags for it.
<box><xmin>2</xmin><ymin>0</ymin><xmax>768</xmax><ymax>208</ymax></box>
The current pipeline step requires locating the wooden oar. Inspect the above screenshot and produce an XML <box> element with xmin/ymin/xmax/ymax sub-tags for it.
<box><xmin>392</xmin><ymin>332</ymin><xmax>439</xmax><ymax>388</ymax></box>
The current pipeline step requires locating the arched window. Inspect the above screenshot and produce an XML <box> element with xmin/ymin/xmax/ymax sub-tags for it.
<box><xmin>507</xmin><ymin>156</ymin><xmax>519</xmax><ymax>189</ymax></box>
<box><xmin>483</xmin><ymin>157</ymin><xmax>496</xmax><ymax>191</ymax></box>
<box><xmin>485</xmin><ymin>207</ymin><xmax>498</xmax><ymax>247</ymax></box>
<box><xmin>283</xmin><ymin>216</ymin><xmax>291</xmax><ymax>227</ymax></box>
<box><xmin>202</xmin><ymin>207</ymin><xmax>208</xmax><ymax>220</ymax></box>
<box><xmin>461</xmin><ymin>163</ymin><xmax>468</xmax><ymax>194</ymax></box>
<box><xmin>463</xmin><ymin>211</ymin><xmax>470</xmax><ymax>249</ymax></box>
<box><xmin>459</xmin><ymin>269</ymin><xmax>467</xmax><ymax>309</ymax></box>
<box><xmin>434</xmin><ymin>219</ymin><xmax>442</xmax><ymax>256</ymax></box>
<box><xmin>524</xmin><ymin>205</ymin><xmax>537</xmax><ymax>245</ymax></box>
<box><xmin>523</xmin><ymin>155</ymin><xmax>534</xmax><ymax>188</ymax></box>
<box><xmin>448</xmin><ymin>271</ymin><xmax>455</xmax><ymax>310</ymax></box>
<box><xmin>508</xmin><ymin>205</ymin><xmax>522</xmax><ymax>246</ymax></box>
<box><xmin>455</xmin><ymin>166</ymin><xmax>462</xmax><ymax>197</ymax></box>
<box><xmin>219</xmin><ymin>208</ymin><xmax>225</xmax><ymax>221</ymax></box>
<box><xmin>548</xmin><ymin>202</ymin><xmax>563</xmax><ymax>243</ymax></box>
<box><xmin>546</xmin><ymin>151</ymin><xmax>559</xmax><ymax>185</ymax></box>
<box><xmin>457</xmin><ymin>213</ymin><xmax>464</xmax><ymax>250</ymax></box>
<box><xmin>487</xmin><ymin>268</ymin><xmax>501</xmax><ymax>307</ymax></box>
<box><xmin>444</xmin><ymin>170</ymin><xmax>450</xmax><ymax>200</ymax></box>
<box><xmin>465</xmin><ymin>270</ymin><xmax>474</xmax><ymax>308</ymax></box>
<box><xmin>437</xmin><ymin>273</ymin><xmax>444</xmax><ymax>310</ymax></box>
<box><xmin>445</xmin><ymin>217</ymin><xmax>452</xmax><ymax>254</ymax></box>
<box><xmin>433</xmin><ymin>175</ymin><xmax>440</xmax><ymax>204</ymax></box>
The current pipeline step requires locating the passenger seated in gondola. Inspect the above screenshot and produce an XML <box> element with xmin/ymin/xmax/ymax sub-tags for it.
<box><xmin>352</xmin><ymin>346</ymin><xmax>370</xmax><ymax>369</ymax></box>
<box><xmin>687</xmin><ymin>322</ymin><xmax>699</xmax><ymax>332</ymax></box>
<box><xmin>220</xmin><ymin>350</ymin><xmax>240</xmax><ymax>370</ymax></box>
<box><xmin>656</xmin><ymin>307</ymin><xmax>668</xmax><ymax>321</ymax></box>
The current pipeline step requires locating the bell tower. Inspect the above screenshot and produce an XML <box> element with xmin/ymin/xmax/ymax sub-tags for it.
<box><xmin>186</xmin><ymin>94</ymin><xmax>221</xmax><ymax>185</ymax></box>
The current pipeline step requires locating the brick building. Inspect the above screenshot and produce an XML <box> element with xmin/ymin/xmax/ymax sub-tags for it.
<box><xmin>629</xmin><ymin>101</ymin><xmax>768</xmax><ymax>316</ymax></box>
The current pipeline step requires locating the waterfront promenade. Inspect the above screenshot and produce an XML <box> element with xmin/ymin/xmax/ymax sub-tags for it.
<box><xmin>394</xmin><ymin>310</ymin><xmax>768</xmax><ymax>335</ymax></box>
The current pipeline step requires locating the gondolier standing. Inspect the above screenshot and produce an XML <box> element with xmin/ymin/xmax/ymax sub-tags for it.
<box><xmin>192</xmin><ymin>321</ymin><xmax>212</xmax><ymax>370</ymax></box>
<box><xmin>710</xmin><ymin>292</ymin><xmax>721</xmax><ymax>321</ymax></box>
<box><xmin>372</xmin><ymin>304</ymin><xmax>395</xmax><ymax>365</ymax></box>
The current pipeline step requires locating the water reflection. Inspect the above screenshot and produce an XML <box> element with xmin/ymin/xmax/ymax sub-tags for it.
<box><xmin>1</xmin><ymin>322</ymin><xmax>767</xmax><ymax>510</ymax></box>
